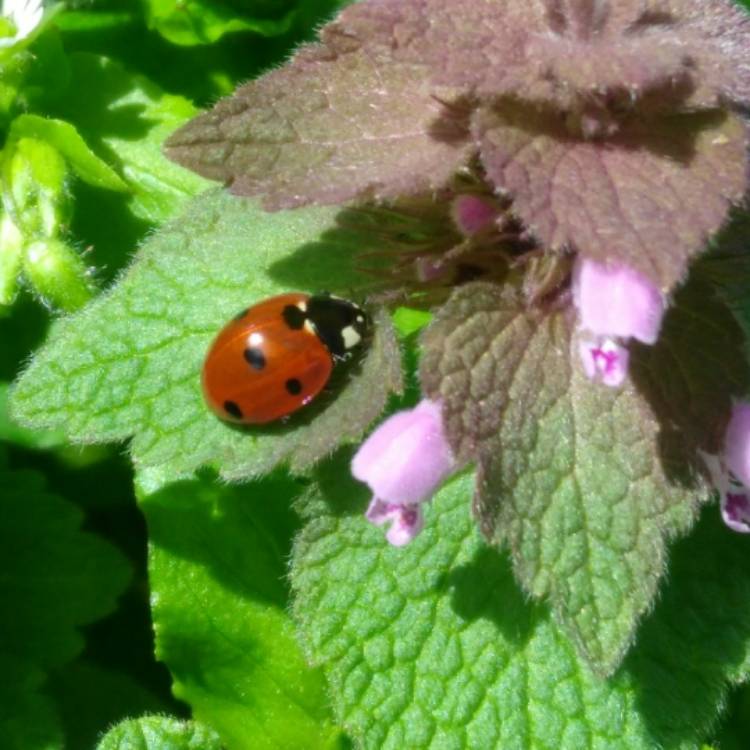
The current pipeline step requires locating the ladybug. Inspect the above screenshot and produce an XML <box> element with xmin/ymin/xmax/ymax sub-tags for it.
<box><xmin>202</xmin><ymin>292</ymin><xmax>370</xmax><ymax>424</ymax></box>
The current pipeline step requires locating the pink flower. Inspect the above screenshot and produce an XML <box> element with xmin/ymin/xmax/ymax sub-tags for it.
<box><xmin>702</xmin><ymin>406</ymin><xmax>750</xmax><ymax>534</ymax></box>
<box><xmin>573</xmin><ymin>259</ymin><xmax>664</xmax><ymax>344</ymax></box>
<box><xmin>722</xmin><ymin>489</ymin><xmax>750</xmax><ymax>534</ymax></box>
<box><xmin>365</xmin><ymin>499</ymin><xmax>425</xmax><ymax>547</ymax></box>
<box><xmin>573</xmin><ymin>258</ymin><xmax>665</xmax><ymax>387</ymax></box>
<box><xmin>352</xmin><ymin>399</ymin><xmax>455</xmax><ymax>546</ymax></box>
<box><xmin>450</xmin><ymin>195</ymin><xmax>499</xmax><ymax>237</ymax></box>
<box><xmin>724</xmin><ymin>402</ymin><xmax>750</xmax><ymax>487</ymax></box>
<box><xmin>578</xmin><ymin>337</ymin><xmax>629</xmax><ymax>388</ymax></box>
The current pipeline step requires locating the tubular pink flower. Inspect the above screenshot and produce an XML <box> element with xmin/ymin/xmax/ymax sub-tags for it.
<box><xmin>724</xmin><ymin>402</ymin><xmax>750</xmax><ymax>487</ymax></box>
<box><xmin>352</xmin><ymin>399</ymin><xmax>455</xmax><ymax>545</ymax></box>
<box><xmin>578</xmin><ymin>337</ymin><xmax>629</xmax><ymax>388</ymax></box>
<box><xmin>573</xmin><ymin>258</ymin><xmax>665</xmax><ymax>345</ymax></box>
<box><xmin>702</xmin><ymin>450</ymin><xmax>750</xmax><ymax>534</ymax></box>
<box><xmin>365</xmin><ymin>499</ymin><xmax>425</xmax><ymax>547</ymax></box>
<box><xmin>450</xmin><ymin>194</ymin><xmax>498</xmax><ymax>237</ymax></box>
<box><xmin>721</xmin><ymin>490</ymin><xmax>750</xmax><ymax>534</ymax></box>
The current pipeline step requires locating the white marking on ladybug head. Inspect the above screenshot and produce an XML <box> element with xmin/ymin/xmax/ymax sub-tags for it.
<box><xmin>342</xmin><ymin>325</ymin><xmax>362</xmax><ymax>350</ymax></box>
<box><xmin>304</xmin><ymin>320</ymin><xmax>316</xmax><ymax>335</ymax></box>
<box><xmin>297</xmin><ymin>301</ymin><xmax>307</xmax><ymax>312</ymax></box>
<box><xmin>355</xmin><ymin>315</ymin><xmax>364</xmax><ymax>324</ymax></box>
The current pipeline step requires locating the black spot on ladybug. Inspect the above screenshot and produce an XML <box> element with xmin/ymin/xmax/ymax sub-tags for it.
<box><xmin>306</xmin><ymin>295</ymin><xmax>369</xmax><ymax>357</ymax></box>
<box><xmin>233</xmin><ymin>307</ymin><xmax>250</xmax><ymax>320</ymax></box>
<box><xmin>224</xmin><ymin>400</ymin><xmax>243</xmax><ymax>419</ymax></box>
<box><xmin>282</xmin><ymin>305</ymin><xmax>306</xmax><ymax>330</ymax></box>
<box><xmin>285</xmin><ymin>378</ymin><xmax>303</xmax><ymax>395</ymax></box>
<box><xmin>243</xmin><ymin>347</ymin><xmax>266</xmax><ymax>370</ymax></box>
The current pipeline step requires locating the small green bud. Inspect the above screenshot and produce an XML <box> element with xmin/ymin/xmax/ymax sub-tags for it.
<box><xmin>4</xmin><ymin>137</ymin><xmax>71</xmax><ymax>237</ymax></box>
<box><xmin>0</xmin><ymin>212</ymin><xmax>23</xmax><ymax>306</ymax></box>
<box><xmin>0</xmin><ymin>49</ymin><xmax>32</xmax><ymax>112</ymax></box>
<box><xmin>23</xmin><ymin>238</ymin><xmax>93</xmax><ymax>311</ymax></box>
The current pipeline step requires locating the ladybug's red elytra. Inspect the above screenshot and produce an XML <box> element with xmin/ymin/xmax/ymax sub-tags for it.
<box><xmin>202</xmin><ymin>292</ymin><xmax>370</xmax><ymax>424</ymax></box>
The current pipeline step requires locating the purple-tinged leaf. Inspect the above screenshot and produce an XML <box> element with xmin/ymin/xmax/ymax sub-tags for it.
<box><xmin>333</xmin><ymin>0</ymin><xmax>539</xmax><ymax>94</ymax></box>
<box><xmin>675</xmin><ymin>0</ymin><xmax>750</xmax><ymax>106</ymax></box>
<box><xmin>165</xmin><ymin>18</ymin><xmax>473</xmax><ymax>210</ymax></box>
<box><xmin>420</xmin><ymin>277</ymin><xmax>750</xmax><ymax>673</ymax></box>
<box><xmin>426</xmin><ymin>0</ymin><xmax>750</xmax><ymax>110</ymax></box>
<box><xmin>475</xmin><ymin>105</ymin><xmax>748</xmax><ymax>290</ymax></box>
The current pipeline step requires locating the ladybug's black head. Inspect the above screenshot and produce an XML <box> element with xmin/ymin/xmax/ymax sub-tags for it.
<box><xmin>306</xmin><ymin>294</ymin><xmax>370</xmax><ymax>358</ymax></box>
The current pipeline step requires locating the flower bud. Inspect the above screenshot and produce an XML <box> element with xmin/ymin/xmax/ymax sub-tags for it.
<box><xmin>450</xmin><ymin>195</ymin><xmax>498</xmax><ymax>237</ymax></box>
<box><xmin>23</xmin><ymin>238</ymin><xmax>93</xmax><ymax>311</ymax></box>
<box><xmin>5</xmin><ymin>137</ymin><xmax>70</xmax><ymax>237</ymax></box>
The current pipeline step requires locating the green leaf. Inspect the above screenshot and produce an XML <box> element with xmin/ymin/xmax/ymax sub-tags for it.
<box><xmin>0</xmin><ymin>465</ymin><xmax>131</xmax><ymax>749</ymax></box>
<box><xmin>96</xmin><ymin>715</ymin><xmax>221</xmax><ymax>750</ymax></box>
<box><xmin>419</xmin><ymin>279</ymin><xmax>748</xmax><ymax>674</ymax></box>
<box><xmin>712</xmin><ymin>683</ymin><xmax>750</xmax><ymax>750</ymax></box>
<box><xmin>0</xmin><ymin>467</ymin><xmax>131</xmax><ymax>671</ymax></box>
<box><xmin>48</xmin><ymin>660</ymin><xmax>171</xmax><ymax>750</ymax></box>
<box><xmin>22</xmin><ymin>238</ymin><xmax>95</xmax><ymax>312</ymax></box>
<box><xmin>21</xmin><ymin>30</ymin><xmax>71</xmax><ymax>110</ymax></box>
<box><xmin>142</xmin><ymin>0</ymin><xmax>296</xmax><ymax>45</ymax></box>
<box><xmin>140</xmin><ymin>474</ymin><xmax>345</xmax><ymax>749</ymax></box>
<box><xmin>52</xmin><ymin>53</ymin><xmax>210</xmax><ymax>223</ymax></box>
<box><xmin>0</xmin><ymin>381</ymin><xmax>65</xmax><ymax>450</ymax></box>
<box><xmin>292</xmin><ymin>460</ymin><xmax>750</xmax><ymax>749</ymax></box>
<box><xmin>7</xmin><ymin>114</ymin><xmax>127</xmax><ymax>192</ymax></box>
<box><xmin>55</xmin><ymin>8</ymin><xmax>139</xmax><ymax>34</ymax></box>
<box><xmin>392</xmin><ymin>306</ymin><xmax>432</xmax><ymax>338</ymax></box>
<box><xmin>0</xmin><ymin>657</ymin><xmax>62</xmax><ymax>750</ymax></box>
<box><xmin>11</xmin><ymin>190</ymin><xmax>402</xmax><ymax>483</ymax></box>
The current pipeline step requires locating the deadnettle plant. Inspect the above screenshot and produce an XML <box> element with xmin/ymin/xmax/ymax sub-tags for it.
<box><xmin>167</xmin><ymin>0</ymin><xmax>750</xmax><ymax>672</ymax></box>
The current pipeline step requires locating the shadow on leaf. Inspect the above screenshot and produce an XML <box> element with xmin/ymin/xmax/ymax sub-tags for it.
<box><xmin>447</xmin><ymin>543</ymin><xmax>541</xmax><ymax>648</ymax></box>
<box><xmin>140</xmin><ymin>471</ymin><xmax>306</xmax><ymax>608</ymax></box>
<box><xmin>626</xmin><ymin>506</ymin><xmax>750</xmax><ymax>747</ymax></box>
<box><xmin>305</xmin><ymin>449</ymin><xmax>372</xmax><ymax>521</ymax></box>
<box><xmin>631</xmin><ymin>267</ymin><xmax>750</xmax><ymax>488</ymax></box>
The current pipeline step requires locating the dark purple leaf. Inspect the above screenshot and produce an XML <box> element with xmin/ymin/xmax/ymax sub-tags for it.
<box><xmin>165</xmin><ymin>12</ymin><xmax>473</xmax><ymax>210</ymax></box>
<box><xmin>475</xmin><ymin>104</ymin><xmax>748</xmax><ymax>289</ymax></box>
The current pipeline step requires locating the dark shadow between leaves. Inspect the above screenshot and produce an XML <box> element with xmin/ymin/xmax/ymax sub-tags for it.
<box><xmin>266</xmin><ymin>201</ymin><xmax>457</xmax><ymax>300</ymax></box>
<box><xmin>625</xmin><ymin>506</ymin><xmax>750</xmax><ymax>747</ymax></box>
<box><xmin>58</xmin><ymin>2</ymin><xmax>347</xmax><ymax>109</ymax></box>
<box><xmin>447</xmin><ymin>543</ymin><xmax>541</xmax><ymax>648</ymax></box>
<box><xmin>427</xmin><ymin>94</ymin><xmax>475</xmax><ymax>146</ymax></box>
<box><xmin>485</xmin><ymin>94</ymin><xmax>729</xmax><ymax>166</ymax></box>
<box><xmin>140</xmin><ymin>470</ymin><xmax>307</xmax><ymax>608</ymax></box>
<box><xmin>308</xmin><ymin>448</ymin><xmax>371</xmax><ymax>520</ymax></box>
<box><xmin>71</xmin><ymin>182</ymin><xmax>154</xmax><ymax>284</ymax></box>
<box><xmin>630</xmin><ymin>265</ymin><xmax>750</xmax><ymax>489</ymax></box>
<box><xmin>52</xmin><ymin>54</ymin><xmax>160</xmax><ymax>144</ymax></box>
<box><xmin>266</xmin><ymin>209</ymin><xmax>390</xmax><ymax>298</ymax></box>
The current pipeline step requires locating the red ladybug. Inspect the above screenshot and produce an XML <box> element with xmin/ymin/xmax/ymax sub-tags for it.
<box><xmin>202</xmin><ymin>292</ymin><xmax>369</xmax><ymax>424</ymax></box>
